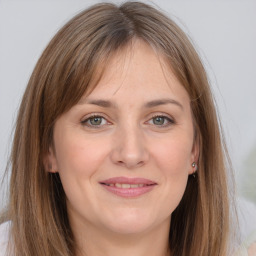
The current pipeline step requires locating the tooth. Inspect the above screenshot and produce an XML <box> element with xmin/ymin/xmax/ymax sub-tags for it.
<box><xmin>113</xmin><ymin>183</ymin><xmax>146</xmax><ymax>188</ymax></box>
<box><xmin>121</xmin><ymin>184</ymin><xmax>131</xmax><ymax>189</ymax></box>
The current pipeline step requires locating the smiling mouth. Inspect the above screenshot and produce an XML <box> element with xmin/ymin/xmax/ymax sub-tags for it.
<box><xmin>100</xmin><ymin>183</ymin><xmax>154</xmax><ymax>188</ymax></box>
<box><xmin>99</xmin><ymin>177</ymin><xmax>157</xmax><ymax>198</ymax></box>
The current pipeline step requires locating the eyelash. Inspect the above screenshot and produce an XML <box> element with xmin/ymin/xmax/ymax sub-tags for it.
<box><xmin>81</xmin><ymin>113</ymin><xmax>175</xmax><ymax>129</ymax></box>
<box><xmin>81</xmin><ymin>114</ymin><xmax>109</xmax><ymax>129</ymax></box>
<box><xmin>148</xmin><ymin>114</ymin><xmax>175</xmax><ymax>127</ymax></box>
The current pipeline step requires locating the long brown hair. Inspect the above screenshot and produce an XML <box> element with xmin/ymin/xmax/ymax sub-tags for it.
<box><xmin>2</xmin><ymin>2</ymin><xmax>234</xmax><ymax>255</ymax></box>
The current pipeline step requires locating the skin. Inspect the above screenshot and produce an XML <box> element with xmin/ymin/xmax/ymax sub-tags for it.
<box><xmin>47</xmin><ymin>40</ymin><xmax>199</xmax><ymax>256</ymax></box>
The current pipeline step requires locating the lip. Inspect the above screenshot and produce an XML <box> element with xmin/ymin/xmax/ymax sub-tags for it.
<box><xmin>99</xmin><ymin>176</ymin><xmax>157</xmax><ymax>198</ymax></box>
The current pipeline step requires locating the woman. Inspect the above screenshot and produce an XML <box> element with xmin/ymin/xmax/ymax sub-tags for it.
<box><xmin>0</xmin><ymin>1</ymin><xmax>246</xmax><ymax>255</ymax></box>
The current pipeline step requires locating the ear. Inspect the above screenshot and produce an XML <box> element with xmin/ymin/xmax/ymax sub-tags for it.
<box><xmin>188</xmin><ymin>135</ymin><xmax>200</xmax><ymax>175</ymax></box>
<box><xmin>44</xmin><ymin>147</ymin><xmax>58</xmax><ymax>173</ymax></box>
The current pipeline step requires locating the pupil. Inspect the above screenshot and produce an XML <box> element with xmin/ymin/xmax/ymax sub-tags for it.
<box><xmin>90</xmin><ymin>117</ymin><xmax>102</xmax><ymax>125</ymax></box>
<box><xmin>153</xmin><ymin>117</ymin><xmax>164</xmax><ymax>125</ymax></box>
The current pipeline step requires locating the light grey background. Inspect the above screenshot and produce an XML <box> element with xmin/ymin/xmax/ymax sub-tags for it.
<box><xmin>0</xmin><ymin>0</ymin><xmax>256</xmax><ymax>210</ymax></box>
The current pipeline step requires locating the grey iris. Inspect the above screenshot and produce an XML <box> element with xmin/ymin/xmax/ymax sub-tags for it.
<box><xmin>90</xmin><ymin>117</ymin><xmax>102</xmax><ymax>125</ymax></box>
<box><xmin>153</xmin><ymin>117</ymin><xmax>165</xmax><ymax>125</ymax></box>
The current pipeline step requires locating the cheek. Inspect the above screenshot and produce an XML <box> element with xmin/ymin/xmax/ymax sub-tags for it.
<box><xmin>152</xmin><ymin>135</ymin><xmax>193</xmax><ymax>176</ymax></box>
<box><xmin>54</xmin><ymin>134</ymin><xmax>111</xmax><ymax>212</ymax></box>
<box><xmin>55</xmin><ymin>134</ymin><xmax>109</xmax><ymax>177</ymax></box>
<box><xmin>149</xmin><ymin>133</ymin><xmax>193</xmax><ymax>211</ymax></box>
<box><xmin>153</xmin><ymin>140</ymin><xmax>191</xmax><ymax>214</ymax></box>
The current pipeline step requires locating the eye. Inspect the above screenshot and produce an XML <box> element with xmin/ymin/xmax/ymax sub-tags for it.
<box><xmin>81</xmin><ymin>115</ymin><xmax>108</xmax><ymax>128</ymax></box>
<box><xmin>148</xmin><ymin>115</ymin><xmax>175</xmax><ymax>127</ymax></box>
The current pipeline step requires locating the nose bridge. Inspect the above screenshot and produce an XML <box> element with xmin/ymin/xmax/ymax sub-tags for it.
<box><xmin>110</xmin><ymin>119</ymin><xmax>149</xmax><ymax>168</ymax></box>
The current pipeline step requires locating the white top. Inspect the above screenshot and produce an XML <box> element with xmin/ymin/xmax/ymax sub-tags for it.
<box><xmin>237</xmin><ymin>198</ymin><xmax>256</xmax><ymax>256</ymax></box>
<box><xmin>235</xmin><ymin>230</ymin><xmax>256</xmax><ymax>256</ymax></box>
<box><xmin>0</xmin><ymin>221</ymin><xmax>10</xmax><ymax>256</ymax></box>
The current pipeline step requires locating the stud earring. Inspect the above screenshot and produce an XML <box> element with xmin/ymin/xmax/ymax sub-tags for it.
<box><xmin>192</xmin><ymin>162</ymin><xmax>198</xmax><ymax>178</ymax></box>
<box><xmin>48</xmin><ymin>163</ymin><xmax>58</xmax><ymax>173</ymax></box>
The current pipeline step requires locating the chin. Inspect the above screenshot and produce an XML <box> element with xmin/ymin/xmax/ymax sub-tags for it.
<box><xmin>101</xmin><ymin>210</ymin><xmax>159</xmax><ymax>235</ymax></box>
<box><xmin>107</xmin><ymin>221</ymin><xmax>152</xmax><ymax>235</ymax></box>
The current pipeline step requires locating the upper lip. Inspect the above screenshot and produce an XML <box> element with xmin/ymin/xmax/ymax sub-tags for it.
<box><xmin>99</xmin><ymin>176</ymin><xmax>157</xmax><ymax>185</ymax></box>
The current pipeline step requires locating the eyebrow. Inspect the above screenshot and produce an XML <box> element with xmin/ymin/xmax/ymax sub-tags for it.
<box><xmin>144</xmin><ymin>99</ymin><xmax>183</xmax><ymax>110</ymax></box>
<box><xmin>79</xmin><ymin>98</ymin><xmax>183</xmax><ymax>110</ymax></box>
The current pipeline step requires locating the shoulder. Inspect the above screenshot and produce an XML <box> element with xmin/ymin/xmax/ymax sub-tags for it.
<box><xmin>237</xmin><ymin>232</ymin><xmax>256</xmax><ymax>256</ymax></box>
<box><xmin>237</xmin><ymin>198</ymin><xmax>256</xmax><ymax>256</ymax></box>
<box><xmin>238</xmin><ymin>198</ymin><xmax>256</xmax><ymax>240</ymax></box>
<box><xmin>246</xmin><ymin>231</ymin><xmax>256</xmax><ymax>256</ymax></box>
<box><xmin>0</xmin><ymin>221</ymin><xmax>11</xmax><ymax>256</ymax></box>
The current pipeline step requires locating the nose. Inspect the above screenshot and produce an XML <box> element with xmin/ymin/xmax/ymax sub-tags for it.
<box><xmin>110</xmin><ymin>125</ymin><xmax>149</xmax><ymax>169</ymax></box>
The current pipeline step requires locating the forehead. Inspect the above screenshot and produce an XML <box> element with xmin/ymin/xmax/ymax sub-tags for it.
<box><xmin>81</xmin><ymin>40</ymin><xmax>190</xmax><ymax>105</ymax></box>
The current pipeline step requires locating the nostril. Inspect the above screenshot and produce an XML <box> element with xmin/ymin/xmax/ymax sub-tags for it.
<box><xmin>110</xmin><ymin>142</ymin><xmax>149</xmax><ymax>168</ymax></box>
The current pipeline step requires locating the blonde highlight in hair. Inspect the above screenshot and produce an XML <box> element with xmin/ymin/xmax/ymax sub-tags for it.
<box><xmin>3</xmin><ymin>2</ymin><xmax>234</xmax><ymax>255</ymax></box>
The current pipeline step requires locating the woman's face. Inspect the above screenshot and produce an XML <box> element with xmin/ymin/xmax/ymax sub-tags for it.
<box><xmin>48</xmin><ymin>40</ymin><xmax>198</xmax><ymax>236</ymax></box>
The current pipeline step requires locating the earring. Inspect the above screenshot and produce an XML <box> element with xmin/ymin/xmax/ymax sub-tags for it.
<box><xmin>192</xmin><ymin>162</ymin><xmax>198</xmax><ymax>178</ymax></box>
<box><xmin>48</xmin><ymin>163</ymin><xmax>58</xmax><ymax>173</ymax></box>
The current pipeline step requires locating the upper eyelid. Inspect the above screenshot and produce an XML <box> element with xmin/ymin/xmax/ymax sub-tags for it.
<box><xmin>81</xmin><ymin>112</ymin><xmax>173</xmax><ymax>119</ymax></box>
<box><xmin>147</xmin><ymin>113</ymin><xmax>175</xmax><ymax>122</ymax></box>
<box><xmin>146</xmin><ymin>115</ymin><xmax>175</xmax><ymax>126</ymax></box>
<box><xmin>80</xmin><ymin>112</ymin><xmax>175</xmax><ymax>125</ymax></box>
<box><xmin>80</xmin><ymin>115</ymin><xmax>110</xmax><ymax>129</ymax></box>
<box><xmin>81</xmin><ymin>113</ymin><xmax>110</xmax><ymax>122</ymax></box>
<box><xmin>149</xmin><ymin>113</ymin><xmax>173</xmax><ymax>119</ymax></box>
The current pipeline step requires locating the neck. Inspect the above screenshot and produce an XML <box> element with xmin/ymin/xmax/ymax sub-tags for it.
<box><xmin>71</xmin><ymin>217</ymin><xmax>171</xmax><ymax>256</ymax></box>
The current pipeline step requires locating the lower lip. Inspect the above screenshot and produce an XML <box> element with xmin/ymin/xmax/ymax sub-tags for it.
<box><xmin>100</xmin><ymin>184</ymin><xmax>156</xmax><ymax>198</ymax></box>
